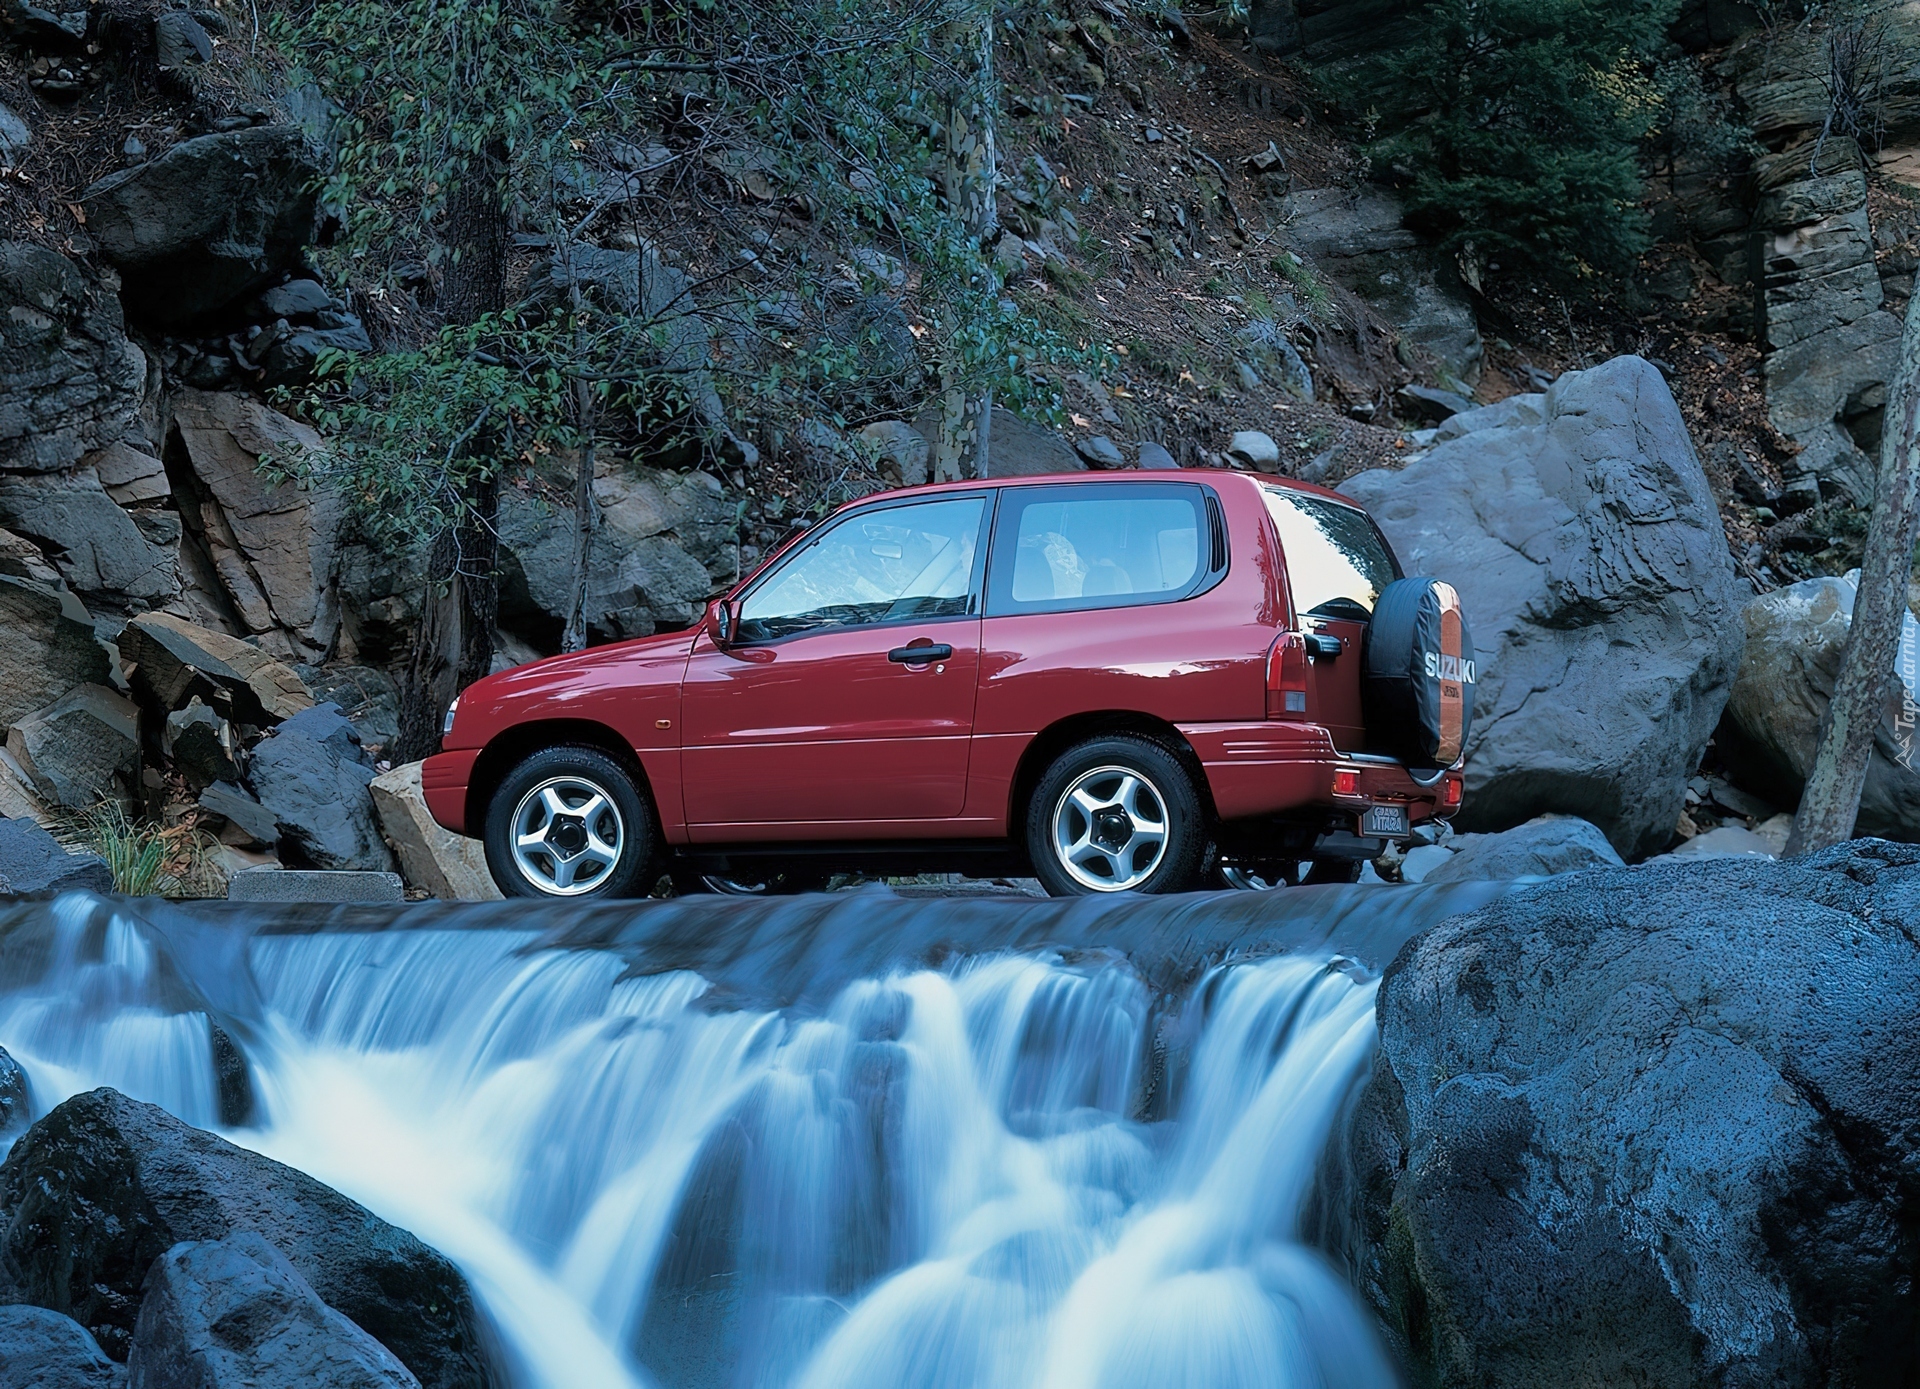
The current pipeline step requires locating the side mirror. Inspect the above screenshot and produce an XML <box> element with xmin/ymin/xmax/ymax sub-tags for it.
<box><xmin>711</xmin><ymin>599</ymin><xmax>738</xmax><ymax>645</ymax></box>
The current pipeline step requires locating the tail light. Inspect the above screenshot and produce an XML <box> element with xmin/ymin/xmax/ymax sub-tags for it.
<box><xmin>1444</xmin><ymin>777</ymin><xmax>1463</xmax><ymax>807</ymax></box>
<box><xmin>1266</xmin><ymin>632</ymin><xmax>1308</xmax><ymax>718</ymax></box>
<box><xmin>1332</xmin><ymin>770</ymin><xmax>1359</xmax><ymax>795</ymax></box>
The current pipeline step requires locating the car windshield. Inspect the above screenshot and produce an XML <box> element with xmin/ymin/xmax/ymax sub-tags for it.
<box><xmin>1261</xmin><ymin>487</ymin><xmax>1398</xmax><ymax>620</ymax></box>
<box><xmin>737</xmin><ymin>495</ymin><xmax>986</xmax><ymax>641</ymax></box>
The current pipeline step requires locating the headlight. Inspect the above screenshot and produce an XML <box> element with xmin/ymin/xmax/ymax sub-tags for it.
<box><xmin>442</xmin><ymin>697</ymin><xmax>459</xmax><ymax>739</ymax></box>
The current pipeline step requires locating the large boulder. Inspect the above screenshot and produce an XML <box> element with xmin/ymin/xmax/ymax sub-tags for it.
<box><xmin>79</xmin><ymin>129</ymin><xmax>325</xmax><ymax>326</ymax></box>
<box><xmin>0</xmin><ymin>1089</ymin><xmax>494</xmax><ymax>1386</ymax></box>
<box><xmin>1719</xmin><ymin>574</ymin><xmax>1920</xmax><ymax>840</ymax></box>
<box><xmin>0</xmin><ymin>471</ymin><xmax>177</xmax><ymax>607</ymax></box>
<box><xmin>120</xmin><ymin>612</ymin><xmax>312</xmax><ymax>725</ymax></box>
<box><xmin>0</xmin><ymin>1043</ymin><xmax>30</xmax><ymax>1135</ymax></box>
<box><xmin>0</xmin><ymin>574</ymin><xmax>111</xmax><ymax>727</ymax></box>
<box><xmin>1349</xmin><ymin>841</ymin><xmax>1920</xmax><ymax>1388</ymax></box>
<box><xmin>7</xmin><ymin>684</ymin><xmax>139</xmax><ymax>809</ymax></box>
<box><xmin>539</xmin><ymin>243</ymin><xmax>723</xmax><ymax>425</ymax></box>
<box><xmin>0</xmin><ymin>816</ymin><xmax>112</xmax><ymax>895</ymax></box>
<box><xmin>1418</xmin><ymin>815</ymin><xmax>1624</xmax><ymax>883</ymax></box>
<box><xmin>910</xmin><ymin>405</ymin><xmax>1086</xmax><ymax>479</ymax></box>
<box><xmin>246</xmin><ymin>723</ymin><xmax>394</xmax><ymax>872</ymax></box>
<box><xmin>0</xmin><ymin>243</ymin><xmax>147</xmax><ymax>473</ymax></box>
<box><xmin>168</xmin><ymin>391</ymin><xmax>342</xmax><ymax>655</ymax></box>
<box><xmin>0</xmin><ymin>1305</ymin><xmax>125</xmax><ymax>1388</ymax></box>
<box><xmin>369</xmin><ymin>762</ymin><xmax>499</xmax><ymax>902</ymax></box>
<box><xmin>128</xmin><ymin>1231</ymin><xmax>421</xmax><ymax>1389</ymax></box>
<box><xmin>1341</xmin><ymin>356</ymin><xmax>1746</xmax><ymax>859</ymax></box>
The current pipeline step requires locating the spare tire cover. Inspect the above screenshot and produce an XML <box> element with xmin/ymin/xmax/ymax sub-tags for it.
<box><xmin>1361</xmin><ymin>577</ymin><xmax>1474</xmax><ymax>768</ymax></box>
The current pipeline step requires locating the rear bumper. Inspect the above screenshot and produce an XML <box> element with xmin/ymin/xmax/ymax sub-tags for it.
<box><xmin>1178</xmin><ymin>721</ymin><xmax>1460</xmax><ymax>829</ymax></box>
<box><xmin>422</xmin><ymin>749</ymin><xmax>483</xmax><ymax>836</ymax></box>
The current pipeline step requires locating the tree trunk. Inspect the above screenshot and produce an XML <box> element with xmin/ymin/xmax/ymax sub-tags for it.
<box><xmin>561</xmin><ymin>282</ymin><xmax>600</xmax><ymax>654</ymax></box>
<box><xmin>932</xmin><ymin>5</ymin><xmax>998</xmax><ymax>484</ymax></box>
<box><xmin>394</xmin><ymin>139</ymin><xmax>510</xmax><ymax>762</ymax></box>
<box><xmin>1785</xmin><ymin>289</ymin><xmax>1920</xmax><ymax>854</ymax></box>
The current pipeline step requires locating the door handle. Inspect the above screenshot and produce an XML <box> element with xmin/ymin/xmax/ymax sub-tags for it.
<box><xmin>1304</xmin><ymin>633</ymin><xmax>1344</xmax><ymax>659</ymax></box>
<box><xmin>889</xmin><ymin>643</ymin><xmax>953</xmax><ymax>664</ymax></box>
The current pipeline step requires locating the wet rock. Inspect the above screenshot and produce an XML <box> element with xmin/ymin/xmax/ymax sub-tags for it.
<box><xmin>0</xmin><ymin>472</ymin><xmax>179</xmax><ymax>606</ymax></box>
<box><xmin>7</xmin><ymin>684</ymin><xmax>138</xmax><ymax>809</ymax></box>
<box><xmin>0</xmin><ymin>1089</ymin><xmax>493</xmax><ymax>1384</ymax></box>
<box><xmin>1341</xmin><ymin>356</ymin><xmax>1744</xmax><ymax>859</ymax></box>
<box><xmin>121</xmin><ymin>612</ymin><xmax>313</xmax><ymax>725</ymax></box>
<box><xmin>0</xmin><ymin>242</ymin><xmax>148</xmax><ymax>473</ymax></box>
<box><xmin>168</xmin><ymin>391</ymin><xmax>342</xmax><ymax>652</ymax></box>
<box><xmin>195</xmin><ymin>781</ymin><xmax>278</xmax><ymax>846</ymax></box>
<box><xmin>162</xmin><ymin>698</ymin><xmax>239</xmax><ymax>792</ymax></box>
<box><xmin>1719</xmin><ymin>574</ymin><xmax>1920</xmax><ymax>841</ymax></box>
<box><xmin>0</xmin><ymin>1305</ymin><xmax>124</xmax><ymax>1388</ymax></box>
<box><xmin>0</xmin><ymin>815</ymin><xmax>112</xmax><ymax>895</ymax></box>
<box><xmin>1419</xmin><ymin>815</ymin><xmax>1623</xmax><ymax>883</ymax></box>
<box><xmin>0</xmin><ymin>1044</ymin><xmax>29</xmax><ymax>1135</ymax></box>
<box><xmin>855</xmin><ymin>420</ymin><xmax>930</xmax><ymax>487</ymax></box>
<box><xmin>370</xmin><ymin>762</ymin><xmax>500</xmax><ymax>902</ymax></box>
<box><xmin>247</xmin><ymin>722</ymin><xmax>392</xmax><ymax>873</ymax></box>
<box><xmin>1350</xmin><ymin>841</ymin><xmax>1920</xmax><ymax>1388</ymax></box>
<box><xmin>128</xmin><ymin>1231</ymin><xmax>420</xmax><ymax>1389</ymax></box>
<box><xmin>80</xmin><ymin>129</ymin><xmax>325</xmax><ymax>326</ymax></box>
<box><xmin>1226</xmin><ymin>430</ymin><xmax>1280</xmax><ymax>470</ymax></box>
<box><xmin>0</xmin><ymin>575</ymin><xmax>111</xmax><ymax>726</ymax></box>
<box><xmin>225</xmin><ymin>868</ymin><xmax>402</xmax><ymax>903</ymax></box>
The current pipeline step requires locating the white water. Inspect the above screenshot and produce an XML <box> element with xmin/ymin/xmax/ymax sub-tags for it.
<box><xmin>0</xmin><ymin>896</ymin><xmax>1398</xmax><ymax>1389</ymax></box>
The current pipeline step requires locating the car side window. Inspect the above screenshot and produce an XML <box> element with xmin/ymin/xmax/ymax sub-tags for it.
<box><xmin>986</xmin><ymin>484</ymin><xmax>1216</xmax><ymax>616</ymax></box>
<box><xmin>736</xmin><ymin>495</ymin><xmax>988</xmax><ymax>642</ymax></box>
<box><xmin>1261</xmin><ymin>487</ymin><xmax>1401</xmax><ymax>621</ymax></box>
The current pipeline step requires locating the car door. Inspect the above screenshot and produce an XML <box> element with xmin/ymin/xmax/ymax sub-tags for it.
<box><xmin>680</xmin><ymin>492</ymin><xmax>992</xmax><ymax>830</ymax></box>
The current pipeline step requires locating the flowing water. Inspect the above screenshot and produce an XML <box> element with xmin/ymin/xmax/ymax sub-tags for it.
<box><xmin>0</xmin><ymin>882</ymin><xmax>1507</xmax><ymax>1389</ymax></box>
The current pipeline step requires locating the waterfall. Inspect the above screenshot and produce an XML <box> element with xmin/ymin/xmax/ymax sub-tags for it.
<box><xmin>0</xmin><ymin>885</ymin><xmax>1505</xmax><ymax>1388</ymax></box>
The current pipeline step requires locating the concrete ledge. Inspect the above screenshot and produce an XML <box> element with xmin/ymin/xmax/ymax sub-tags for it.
<box><xmin>226</xmin><ymin>869</ymin><xmax>405</xmax><ymax>904</ymax></box>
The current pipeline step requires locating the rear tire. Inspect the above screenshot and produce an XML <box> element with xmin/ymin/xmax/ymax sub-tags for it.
<box><xmin>1026</xmin><ymin>735</ymin><xmax>1206</xmax><ymax>896</ymax></box>
<box><xmin>484</xmin><ymin>746</ymin><xmax>654</xmax><ymax>899</ymax></box>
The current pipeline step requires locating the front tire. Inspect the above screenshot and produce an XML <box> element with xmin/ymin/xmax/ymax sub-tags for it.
<box><xmin>1026</xmin><ymin>735</ymin><xmax>1206</xmax><ymax>896</ymax></box>
<box><xmin>484</xmin><ymin>746</ymin><xmax>654</xmax><ymax>899</ymax></box>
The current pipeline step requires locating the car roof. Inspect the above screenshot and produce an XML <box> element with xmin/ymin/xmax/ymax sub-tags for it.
<box><xmin>837</xmin><ymin>468</ymin><xmax>1364</xmax><ymax>511</ymax></box>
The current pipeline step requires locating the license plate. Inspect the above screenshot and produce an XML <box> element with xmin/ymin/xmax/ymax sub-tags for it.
<box><xmin>1361</xmin><ymin>804</ymin><xmax>1410</xmax><ymax>838</ymax></box>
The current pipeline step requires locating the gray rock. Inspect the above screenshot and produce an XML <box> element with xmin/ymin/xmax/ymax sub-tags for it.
<box><xmin>1660</xmin><ymin>822</ymin><xmax>1781</xmax><ymax>860</ymax></box>
<box><xmin>827</xmin><ymin>294</ymin><xmax>922</xmax><ymax>394</ymax></box>
<box><xmin>1394</xmin><ymin>382</ymin><xmax>1475</xmax><ymax>422</ymax></box>
<box><xmin>4</xmin><ymin>0</ymin><xmax>87</xmax><ymax>51</ymax></box>
<box><xmin>0</xmin><ymin>472</ymin><xmax>179</xmax><ymax>605</ymax></box>
<box><xmin>89</xmin><ymin>440</ymin><xmax>170</xmax><ymax>505</ymax></box>
<box><xmin>152</xmin><ymin>8</ymin><xmax>212</xmax><ymax>66</ymax></box>
<box><xmin>1433</xmin><ymin>392</ymin><xmax>1545</xmax><ymax>441</ymax></box>
<box><xmin>130</xmin><ymin>1230</ymin><xmax>420</xmax><ymax>1388</ymax></box>
<box><xmin>1349</xmin><ymin>841</ymin><xmax>1920</xmax><ymax>1388</ymax></box>
<box><xmin>0</xmin><ymin>815</ymin><xmax>112</xmax><ymax>895</ymax></box>
<box><xmin>1136</xmin><ymin>441</ymin><xmax>1179</xmax><ymax>470</ymax></box>
<box><xmin>1226</xmin><ymin>429</ymin><xmax>1280</xmax><ymax>469</ymax></box>
<box><xmin>196</xmin><ymin>781</ymin><xmax>279</xmax><ymax>846</ymax></box>
<box><xmin>0</xmin><ymin>1043</ymin><xmax>29</xmax><ymax>1135</ymax></box>
<box><xmin>0</xmin><ymin>575</ymin><xmax>111</xmax><ymax>727</ymax></box>
<box><xmin>225</xmin><ymin>868</ymin><xmax>404</xmax><ymax>904</ymax></box>
<box><xmin>293</xmin><ymin>665</ymin><xmax>399</xmax><ymax>752</ymax></box>
<box><xmin>1421</xmin><ymin>814</ymin><xmax>1624</xmax><ymax>882</ymax></box>
<box><xmin>0</xmin><ymin>243</ymin><xmax>148</xmax><ymax>472</ymax></box>
<box><xmin>253</xmin><ymin>278</ymin><xmax>333</xmax><ymax>319</ymax></box>
<box><xmin>163</xmin><ymin>698</ymin><xmax>240</xmax><ymax>792</ymax></box>
<box><xmin>1341</xmin><ymin>356</ymin><xmax>1745</xmax><ymax>858</ymax></box>
<box><xmin>1235</xmin><ymin>360</ymin><xmax>1263</xmax><ymax>393</ymax></box>
<box><xmin>1076</xmin><ymin>434</ymin><xmax>1126</xmax><ymax>468</ymax></box>
<box><xmin>0</xmin><ymin>101</ymin><xmax>30</xmax><ymax>164</ymax></box>
<box><xmin>275</xmin><ymin>701</ymin><xmax>368</xmax><ymax>766</ymax></box>
<box><xmin>0</xmin><ymin>1306</ymin><xmax>123</xmax><ymax>1388</ymax></box>
<box><xmin>977</xmin><ymin>407</ymin><xmax>1083</xmax><ymax>478</ymax></box>
<box><xmin>258</xmin><ymin>317</ymin><xmax>373</xmax><ymax>386</ymax></box>
<box><xmin>247</xmin><ymin>727</ymin><xmax>394</xmax><ymax>873</ymax></box>
<box><xmin>120</xmin><ymin>612</ymin><xmax>313</xmax><ymax>724</ymax></box>
<box><xmin>0</xmin><ymin>1089</ymin><xmax>493</xmax><ymax>1382</ymax></box>
<box><xmin>80</xmin><ymin>128</ymin><xmax>325</xmax><ymax>325</ymax></box>
<box><xmin>855</xmin><ymin>420</ymin><xmax>930</xmax><ymax>487</ymax></box>
<box><xmin>540</xmin><ymin>243</ymin><xmax>722</xmax><ymax>425</ymax></box>
<box><xmin>7</xmin><ymin>684</ymin><xmax>139</xmax><ymax>809</ymax></box>
<box><xmin>1719</xmin><ymin>574</ymin><xmax>1920</xmax><ymax>841</ymax></box>
<box><xmin>1396</xmin><ymin>842</ymin><xmax>1456</xmax><ymax>884</ymax></box>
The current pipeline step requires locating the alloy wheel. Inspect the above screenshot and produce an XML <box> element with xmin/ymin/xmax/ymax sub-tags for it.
<box><xmin>509</xmin><ymin>775</ymin><xmax>626</xmax><ymax>896</ymax></box>
<box><xmin>1050</xmin><ymin>765</ymin><xmax>1170</xmax><ymax>891</ymax></box>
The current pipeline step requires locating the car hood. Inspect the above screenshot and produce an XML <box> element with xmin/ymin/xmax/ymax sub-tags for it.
<box><xmin>460</xmin><ymin>628</ymin><xmax>698</xmax><ymax>707</ymax></box>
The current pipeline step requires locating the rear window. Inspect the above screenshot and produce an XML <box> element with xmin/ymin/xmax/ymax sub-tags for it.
<box><xmin>987</xmin><ymin>483</ymin><xmax>1212</xmax><ymax>616</ymax></box>
<box><xmin>1262</xmin><ymin>487</ymin><xmax>1399</xmax><ymax>621</ymax></box>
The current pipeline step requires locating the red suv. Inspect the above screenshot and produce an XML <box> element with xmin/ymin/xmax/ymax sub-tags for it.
<box><xmin>423</xmin><ymin>471</ymin><xmax>1472</xmax><ymax>898</ymax></box>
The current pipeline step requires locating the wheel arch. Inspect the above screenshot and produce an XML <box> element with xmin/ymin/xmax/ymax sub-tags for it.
<box><xmin>465</xmin><ymin>719</ymin><xmax>659</xmax><ymax>836</ymax></box>
<box><xmin>1008</xmin><ymin>711</ymin><xmax>1218</xmax><ymax>840</ymax></box>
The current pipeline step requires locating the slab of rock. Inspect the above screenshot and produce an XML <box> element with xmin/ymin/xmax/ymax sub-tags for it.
<box><xmin>1394</xmin><ymin>382</ymin><xmax>1474</xmax><ymax>422</ymax></box>
<box><xmin>0</xmin><ymin>522</ymin><xmax>62</xmax><ymax>585</ymax></box>
<box><xmin>196</xmin><ymin>780</ymin><xmax>279</xmax><ymax>846</ymax></box>
<box><xmin>1720</xmin><ymin>574</ymin><xmax>1920</xmax><ymax>841</ymax></box>
<box><xmin>7</xmin><ymin>684</ymin><xmax>139</xmax><ymax>809</ymax></box>
<box><xmin>1349</xmin><ymin>841</ymin><xmax>1920</xmax><ymax>1388</ymax></box>
<box><xmin>151</xmin><ymin>7</ymin><xmax>213</xmax><ymax>67</ymax></box>
<box><xmin>79</xmin><ymin>129</ymin><xmax>325</xmax><ymax>326</ymax></box>
<box><xmin>1420</xmin><ymin>815</ymin><xmax>1624</xmax><ymax>883</ymax></box>
<box><xmin>246</xmin><ymin>726</ymin><xmax>394</xmax><ymax>872</ymax></box>
<box><xmin>0</xmin><ymin>815</ymin><xmax>112</xmax><ymax>895</ymax></box>
<box><xmin>225</xmin><ymin>868</ymin><xmax>404</xmax><ymax>904</ymax></box>
<box><xmin>0</xmin><ymin>471</ymin><xmax>179</xmax><ymax>605</ymax></box>
<box><xmin>0</xmin><ymin>1089</ymin><xmax>493</xmax><ymax>1383</ymax></box>
<box><xmin>370</xmin><ymin>763</ymin><xmax>499</xmax><ymax>902</ymax></box>
<box><xmin>1341</xmin><ymin>356</ymin><xmax>1746</xmax><ymax>859</ymax></box>
<box><xmin>0</xmin><ymin>574</ymin><xmax>111</xmax><ymax>727</ymax></box>
<box><xmin>129</xmin><ymin>1231</ymin><xmax>420</xmax><ymax>1389</ymax></box>
<box><xmin>168</xmin><ymin>391</ymin><xmax>341</xmax><ymax>650</ymax></box>
<box><xmin>163</xmin><ymin>699</ymin><xmax>240</xmax><ymax>791</ymax></box>
<box><xmin>275</xmin><ymin>701</ymin><xmax>369</xmax><ymax>767</ymax></box>
<box><xmin>89</xmin><ymin>440</ymin><xmax>170</xmax><ymax>506</ymax></box>
<box><xmin>0</xmin><ymin>242</ymin><xmax>148</xmax><ymax>473</ymax></box>
<box><xmin>121</xmin><ymin>612</ymin><xmax>312</xmax><ymax>724</ymax></box>
<box><xmin>0</xmin><ymin>1305</ymin><xmax>124</xmax><ymax>1388</ymax></box>
<box><xmin>1075</xmin><ymin>434</ymin><xmax>1127</xmax><ymax>468</ymax></box>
